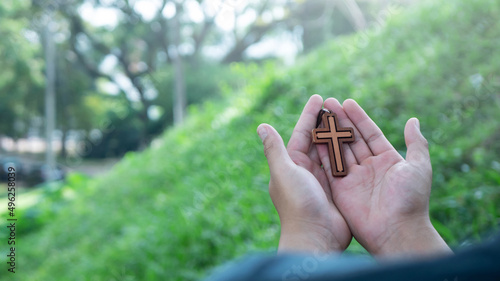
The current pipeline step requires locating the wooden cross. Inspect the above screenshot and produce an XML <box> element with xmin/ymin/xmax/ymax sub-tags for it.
<box><xmin>312</xmin><ymin>112</ymin><xmax>354</xmax><ymax>176</ymax></box>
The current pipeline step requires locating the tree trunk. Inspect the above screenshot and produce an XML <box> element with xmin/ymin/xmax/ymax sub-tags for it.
<box><xmin>60</xmin><ymin>128</ymin><xmax>67</xmax><ymax>158</ymax></box>
<box><xmin>43</xmin><ymin>23</ymin><xmax>57</xmax><ymax>181</ymax></box>
<box><xmin>172</xmin><ymin>6</ymin><xmax>186</xmax><ymax>125</ymax></box>
<box><xmin>341</xmin><ymin>0</ymin><xmax>367</xmax><ymax>31</ymax></box>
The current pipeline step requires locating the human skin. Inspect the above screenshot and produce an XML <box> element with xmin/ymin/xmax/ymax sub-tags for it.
<box><xmin>257</xmin><ymin>95</ymin><xmax>452</xmax><ymax>257</ymax></box>
<box><xmin>257</xmin><ymin>95</ymin><xmax>352</xmax><ymax>253</ymax></box>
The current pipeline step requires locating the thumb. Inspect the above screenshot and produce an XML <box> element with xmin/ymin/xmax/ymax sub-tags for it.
<box><xmin>404</xmin><ymin>118</ymin><xmax>430</xmax><ymax>165</ymax></box>
<box><xmin>257</xmin><ymin>124</ymin><xmax>293</xmax><ymax>174</ymax></box>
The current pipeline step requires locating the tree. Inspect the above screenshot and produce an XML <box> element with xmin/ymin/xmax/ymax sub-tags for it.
<box><xmin>0</xmin><ymin>0</ymin><xmax>44</xmax><ymax>143</ymax></box>
<box><xmin>284</xmin><ymin>0</ymin><xmax>370</xmax><ymax>52</ymax></box>
<box><xmin>56</xmin><ymin>0</ymin><xmax>297</xmax><ymax>145</ymax></box>
<box><xmin>54</xmin><ymin>43</ymin><xmax>96</xmax><ymax>157</ymax></box>
<box><xmin>2</xmin><ymin>0</ymin><xmax>382</xmax><ymax>156</ymax></box>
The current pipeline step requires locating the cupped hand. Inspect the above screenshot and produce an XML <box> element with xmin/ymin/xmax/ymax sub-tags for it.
<box><xmin>257</xmin><ymin>95</ymin><xmax>351</xmax><ymax>253</ymax></box>
<box><xmin>319</xmin><ymin>98</ymin><xmax>451</xmax><ymax>256</ymax></box>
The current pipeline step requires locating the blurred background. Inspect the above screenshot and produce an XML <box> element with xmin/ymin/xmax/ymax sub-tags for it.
<box><xmin>0</xmin><ymin>0</ymin><xmax>499</xmax><ymax>280</ymax></box>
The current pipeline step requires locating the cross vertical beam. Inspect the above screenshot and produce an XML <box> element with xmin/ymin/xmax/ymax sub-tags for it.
<box><xmin>312</xmin><ymin>112</ymin><xmax>354</xmax><ymax>176</ymax></box>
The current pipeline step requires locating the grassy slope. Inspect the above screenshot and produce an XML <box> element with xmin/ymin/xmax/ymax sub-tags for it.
<box><xmin>5</xmin><ymin>0</ymin><xmax>500</xmax><ymax>280</ymax></box>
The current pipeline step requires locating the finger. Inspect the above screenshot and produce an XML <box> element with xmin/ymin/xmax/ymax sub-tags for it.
<box><xmin>404</xmin><ymin>118</ymin><xmax>431</xmax><ymax>167</ymax></box>
<box><xmin>343</xmin><ymin>99</ymin><xmax>400</xmax><ymax>158</ymax></box>
<box><xmin>316</xmin><ymin>143</ymin><xmax>337</xmax><ymax>172</ymax></box>
<box><xmin>287</xmin><ymin>94</ymin><xmax>324</xmax><ymax>155</ymax></box>
<box><xmin>324</xmin><ymin>98</ymin><xmax>372</xmax><ymax>164</ymax></box>
<box><xmin>308</xmin><ymin>143</ymin><xmax>322</xmax><ymax>166</ymax></box>
<box><xmin>258</xmin><ymin>123</ymin><xmax>293</xmax><ymax>176</ymax></box>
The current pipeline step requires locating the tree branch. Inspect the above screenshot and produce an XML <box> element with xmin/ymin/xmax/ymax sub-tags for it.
<box><xmin>222</xmin><ymin>0</ymin><xmax>277</xmax><ymax>63</ymax></box>
<box><xmin>222</xmin><ymin>18</ymin><xmax>283</xmax><ymax>63</ymax></box>
<box><xmin>192</xmin><ymin>18</ymin><xmax>214</xmax><ymax>58</ymax></box>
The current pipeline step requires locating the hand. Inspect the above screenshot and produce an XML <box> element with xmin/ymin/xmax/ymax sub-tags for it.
<box><xmin>257</xmin><ymin>95</ymin><xmax>351</xmax><ymax>253</ymax></box>
<box><xmin>319</xmin><ymin>98</ymin><xmax>451</xmax><ymax>257</ymax></box>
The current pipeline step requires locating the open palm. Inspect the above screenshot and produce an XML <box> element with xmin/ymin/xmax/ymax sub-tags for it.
<box><xmin>318</xmin><ymin>98</ymin><xmax>434</xmax><ymax>255</ymax></box>
<box><xmin>259</xmin><ymin>95</ymin><xmax>352</xmax><ymax>252</ymax></box>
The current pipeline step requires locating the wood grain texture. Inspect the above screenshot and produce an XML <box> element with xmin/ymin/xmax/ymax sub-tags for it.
<box><xmin>312</xmin><ymin>112</ymin><xmax>354</xmax><ymax>177</ymax></box>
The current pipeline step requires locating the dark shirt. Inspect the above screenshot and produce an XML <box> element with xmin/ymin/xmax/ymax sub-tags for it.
<box><xmin>204</xmin><ymin>235</ymin><xmax>500</xmax><ymax>281</ymax></box>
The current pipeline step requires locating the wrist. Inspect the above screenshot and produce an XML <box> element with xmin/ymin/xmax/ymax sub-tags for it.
<box><xmin>278</xmin><ymin>220</ymin><xmax>346</xmax><ymax>254</ymax></box>
<box><xmin>372</xmin><ymin>216</ymin><xmax>452</xmax><ymax>257</ymax></box>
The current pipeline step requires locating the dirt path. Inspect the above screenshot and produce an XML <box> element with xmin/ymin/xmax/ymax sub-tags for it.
<box><xmin>65</xmin><ymin>158</ymin><xmax>121</xmax><ymax>177</ymax></box>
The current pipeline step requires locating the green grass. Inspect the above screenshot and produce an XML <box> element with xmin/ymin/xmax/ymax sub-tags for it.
<box><xmin>2</xmin><ymin>0</ymin><xmax>500</xmax><ymax>280</ymax></box>
<box><xmin>0</xmin><ymin>186</ymin><xmax>42</xmax><ymax>216</ymax></box>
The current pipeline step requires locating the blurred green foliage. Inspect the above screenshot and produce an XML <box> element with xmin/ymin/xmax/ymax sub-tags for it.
<box><xmin>82</xmin><ymin>61</ymin><xmax>244</xmax><ymax>158</ymax></box>
<box><xmin>0</xmin><ymin>0</ymin><xmax>44</xmax><ymax>139</ymax></box>
<box><xmin>149</xmin><ymin>61</ymin><xmax>245</xmax><ymax>133</ymax></box>
<box><xmin>2</xmin><ymin>0</ymin><xmax>500</xmax><ymax>280</ymax></box>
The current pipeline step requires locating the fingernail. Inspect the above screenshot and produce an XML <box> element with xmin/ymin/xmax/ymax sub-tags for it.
<box><xmin>257</xmin><ymin>125</ymin><xmax>268</xmax><ymax>142</ymax></box>
<box><xmin>415</xmin><ymin>118</ymin><xmax>420</xmax><ymax>130</ymax></box>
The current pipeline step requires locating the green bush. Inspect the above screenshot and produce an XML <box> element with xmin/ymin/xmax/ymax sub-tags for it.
<box><xmin>3</xmin><ymin>0</ymin><xmax>499</xmax><ymax>280</ymax></box>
